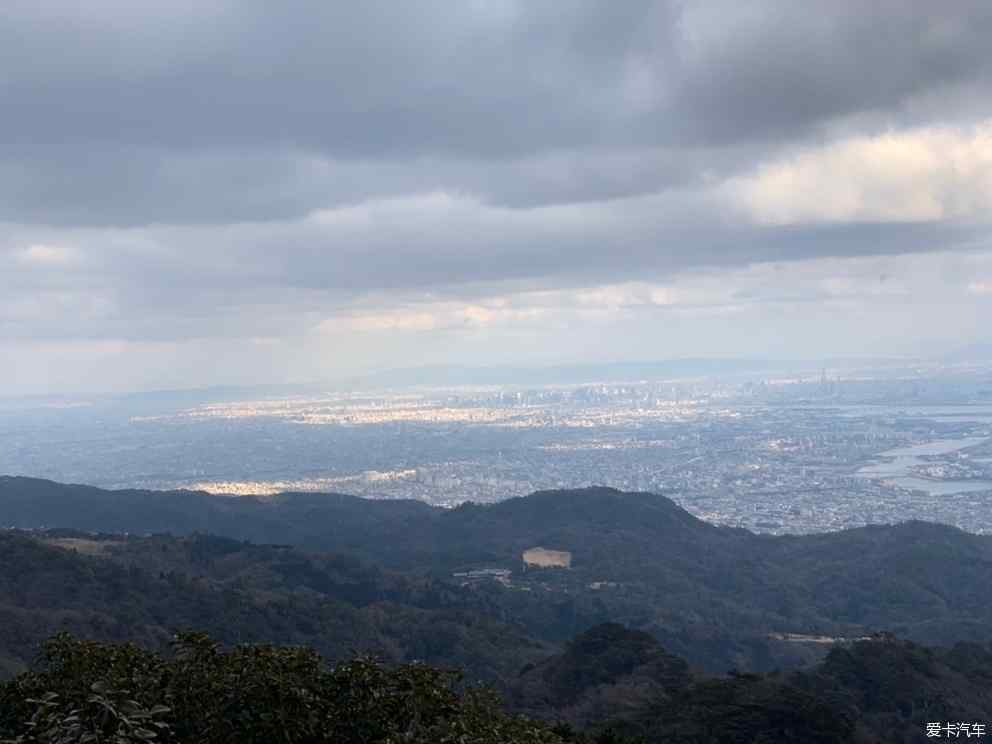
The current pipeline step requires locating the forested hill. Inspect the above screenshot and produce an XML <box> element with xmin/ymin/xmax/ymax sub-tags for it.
<box><xmin>0</xmin><ymin>475</ymin><xmax>437</xmax><ymax>566</ymax></box>
<box><xmin>509</xmin><ymin>623</ymin><xmax>992</xmax><ymax>742</ymax></box>
<box><xmin>4</xmin><ymin>625</ymin><xmax>992</xmax><ymax>743</ymax></box>
<box><xmin>0</xmin><ymin>529</ymin><xmax>551</xmax><ymax>682</ymax></box>
<box><xmin>4</xmin><ymin>476</ymin><xmax>992</xmax><ymax>676</ymax></box>
<box><xmin>0</xmin><ymin>477</ymin><xmax>724</xmax><ymax>570</ymax></box>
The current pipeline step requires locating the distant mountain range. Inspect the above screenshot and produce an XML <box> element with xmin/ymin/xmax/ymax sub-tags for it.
<box><xmin>3</xmin><ymin>353</ymin><xmax>937</xmax><ymax>407</ymax></box>
<box><xmin>945</xmin><ymin>342</ymin><xmax>992</xmax><ymax>363</ymax></box>
<box><xmin>333</xmin><ymin>356</ymin><xmax>917</xmax><ymax>389</ymax></box>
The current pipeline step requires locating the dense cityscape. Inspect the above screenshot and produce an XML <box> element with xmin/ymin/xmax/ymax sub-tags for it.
<box><xmin>3</xmin><ymin>360</ymin><xmax>991</xmax><ymax>535</ymax></box>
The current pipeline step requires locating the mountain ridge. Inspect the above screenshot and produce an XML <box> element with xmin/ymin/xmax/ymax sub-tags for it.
<box><xmin>4</xmin><ymin>476</ymin><xmax>992</xmax><ymax>676</ymax></box>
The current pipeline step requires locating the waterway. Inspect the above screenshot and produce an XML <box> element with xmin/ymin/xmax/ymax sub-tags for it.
<box><xmin>857</xmin><ymin>437</ymin><xmax>992</xmax><ymax>495</ymax></box>
<box><xmin>834</xmin><ymin>404</ymin><xmax>992</xmax><ymax>423</ymax></box>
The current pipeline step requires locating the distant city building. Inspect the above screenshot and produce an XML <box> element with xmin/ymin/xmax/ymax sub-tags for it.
<box><xmin>522</xmin><ymin>547</ymin><xmax>572</xmax><ymax>569</ymax></box>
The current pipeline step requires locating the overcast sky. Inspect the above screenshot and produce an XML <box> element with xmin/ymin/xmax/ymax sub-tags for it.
<box><xmin>3</xmin><ymin>1</ymin><xmax>992</xmax><ymax>394</ymax></box>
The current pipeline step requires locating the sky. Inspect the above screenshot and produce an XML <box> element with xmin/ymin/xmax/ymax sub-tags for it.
<box><xmin>3</xmin><ymin>1</ymin><xmax>992</xmax><ymax>394</ymax></box>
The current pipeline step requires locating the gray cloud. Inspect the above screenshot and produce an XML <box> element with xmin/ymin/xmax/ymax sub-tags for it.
<box><xmin>3</xmin><ymin>2</ymin><xmax>992</xmax><ymax>225</ymax></box>
<box><xmin>669</xmin><ymin>3</ymin><xmax>992</xmax><ymax>143</ymax></box>
<box><xmin>2</xmin><ymin>1</ymin><xmax>992</xmax><ymax>392</ymax></box>
<box><xmin>2</xmin><ymin>194</ymin><xmax>981</xmax><ymax>344</ymax></box>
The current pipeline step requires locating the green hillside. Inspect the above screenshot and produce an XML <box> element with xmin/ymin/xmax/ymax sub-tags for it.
<box><xmin>3</xmin><ymin>478</ymin><xmax>992</xmax><ymax>677</ymax></box>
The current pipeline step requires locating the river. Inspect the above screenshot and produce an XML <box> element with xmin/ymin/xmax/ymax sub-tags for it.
<box><xmin>857</xmin><ymin>437</ymin><xmax>992</xmax><ymax>495</ymax></box>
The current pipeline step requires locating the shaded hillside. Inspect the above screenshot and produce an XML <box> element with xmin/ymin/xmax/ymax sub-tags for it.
<box><xmin>512</xmin><ymin>624</ymin><xmax>992</xmax><ymax>743</ymax></box>
<box><xmin>763</xmin><ymin>521</ymin><xmax>992</xmax><ymax>638</ymax></box>
<box><xmin>0</xmin><ymin>531</ymin><xmax>549</xmax><ymax>684</ymax></box>
<box><xmin>512</xmin><ymin>623</ymin><xmax>691</xmax><ymax>729</ymax></box>
<box><xmin>0</xmin><ymin>634</ymin><xmax>575</xmax><ymax>744</ymax></box>
<box><xmin>6</xmin><ymin>627</ymin><xmax>991</xmax><ymax>743</ymax></box>
<box><xmin>0</xmin><ymin>476</ymin><xmax>438</xmax><ymax>566</ymax></box>
<box><xmin>5</xmin><ymin>478</ymin><xmax>992</xmax><ymax>674</ymax></box>
<box><xmin>513</xmin><ymin>623</ymin><xmax>855</xmax><ymax>743</ymax></box>
<box><xmin>434</xmin><ymin>487</ymin><xmax>741</xmax><ymax>571</ymax></box>
<box><xmin>0</xmin><ymin>478</ymin><xmax>737</xmax><ymax>572</ymax></box>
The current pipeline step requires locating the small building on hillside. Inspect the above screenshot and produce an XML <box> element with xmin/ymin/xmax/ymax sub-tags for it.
<box><xmin>452</xmin><ymin>568</ymin><xmax>512</xmax><ymax>587</ymax></box>
<box><xmin>522</xmin><ymin>546</ymin><xmax>572</xmax><ymax>569</ymax></box>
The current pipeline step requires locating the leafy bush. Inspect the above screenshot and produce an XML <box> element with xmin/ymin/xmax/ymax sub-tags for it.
<box><xmin>0</xmin><ymin>633</ymin><xmax>568</xmax><ymax>744</ymax></box>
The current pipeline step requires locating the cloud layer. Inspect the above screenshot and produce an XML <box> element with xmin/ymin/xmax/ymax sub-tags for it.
<box><xmin>2</xmin><ymin>1</ymin><xmax>992</xmax><ymax>392</ymax></box>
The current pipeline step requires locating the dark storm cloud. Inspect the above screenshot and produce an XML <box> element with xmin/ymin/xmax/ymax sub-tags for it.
<box><xmin>0</xmin><ymin>2</ymin><xmax>666</xmax><ymax>155</ymax></box>
<box><xmin>668</xmin><ymin>3</ymin><xmax>992</xmax><ymax>144</ymax></box>
<box><xmin>2</xmin><ymin>1</ymin><xmax>991</xmax><ymax>225</ymax></box>
<box><xmin>4</xmin><ymin>2</ymin><xmax>989</xmax><ymax>152</ymax></box>
<box><xmin>0</xmin><ymin>144</ymin><xmax>729</xmax><ymax>226</ymax></box>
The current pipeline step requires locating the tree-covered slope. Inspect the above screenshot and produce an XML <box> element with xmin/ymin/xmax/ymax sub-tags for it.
<box><xmin>5</xmin><ymin>627</ymin><xmax>991</xmax><ymax>743</ymax></box>
<box><xmin>5</xmin><ymin>478</ymin><xmax>992</xmax><ymax>675</ymax></box>
<box><xmin>0</xmin><ymin>633</ymin><xmax>575</xmax><ymax>744</ymax></box>
<box><xmin>511</xmin><ymin>624</ymin><xmax>992</xmax><ymax>743</ymax></box>
<box><xmin>0</xmin><ymin>531</ymin><xmax>550</xmax><ymax>685</ymax></box>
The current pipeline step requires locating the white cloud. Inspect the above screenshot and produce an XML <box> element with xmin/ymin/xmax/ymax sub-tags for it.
<box><xmin>3</xmin><ymin>247</ymin><xmax>990</xmax><ymax>394</ymax></box>
<box><xmin>16</xmin><ymin>244</ymin><xmax>77</xmax><ymax>266</ymax></box>
<box><xmin>729</xmin><ymin>121</ymin><xmax>992</xmax><ymax>225</ymax></box>
<box><xmin>348</xmin><ymin>311</ymin><xmax>439</xmax><ymax>333</ymax></box>
<box><xmin>318</xmin><ymin>301</ymin><xmax>546</xmax><ymax>335</ymax></box>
